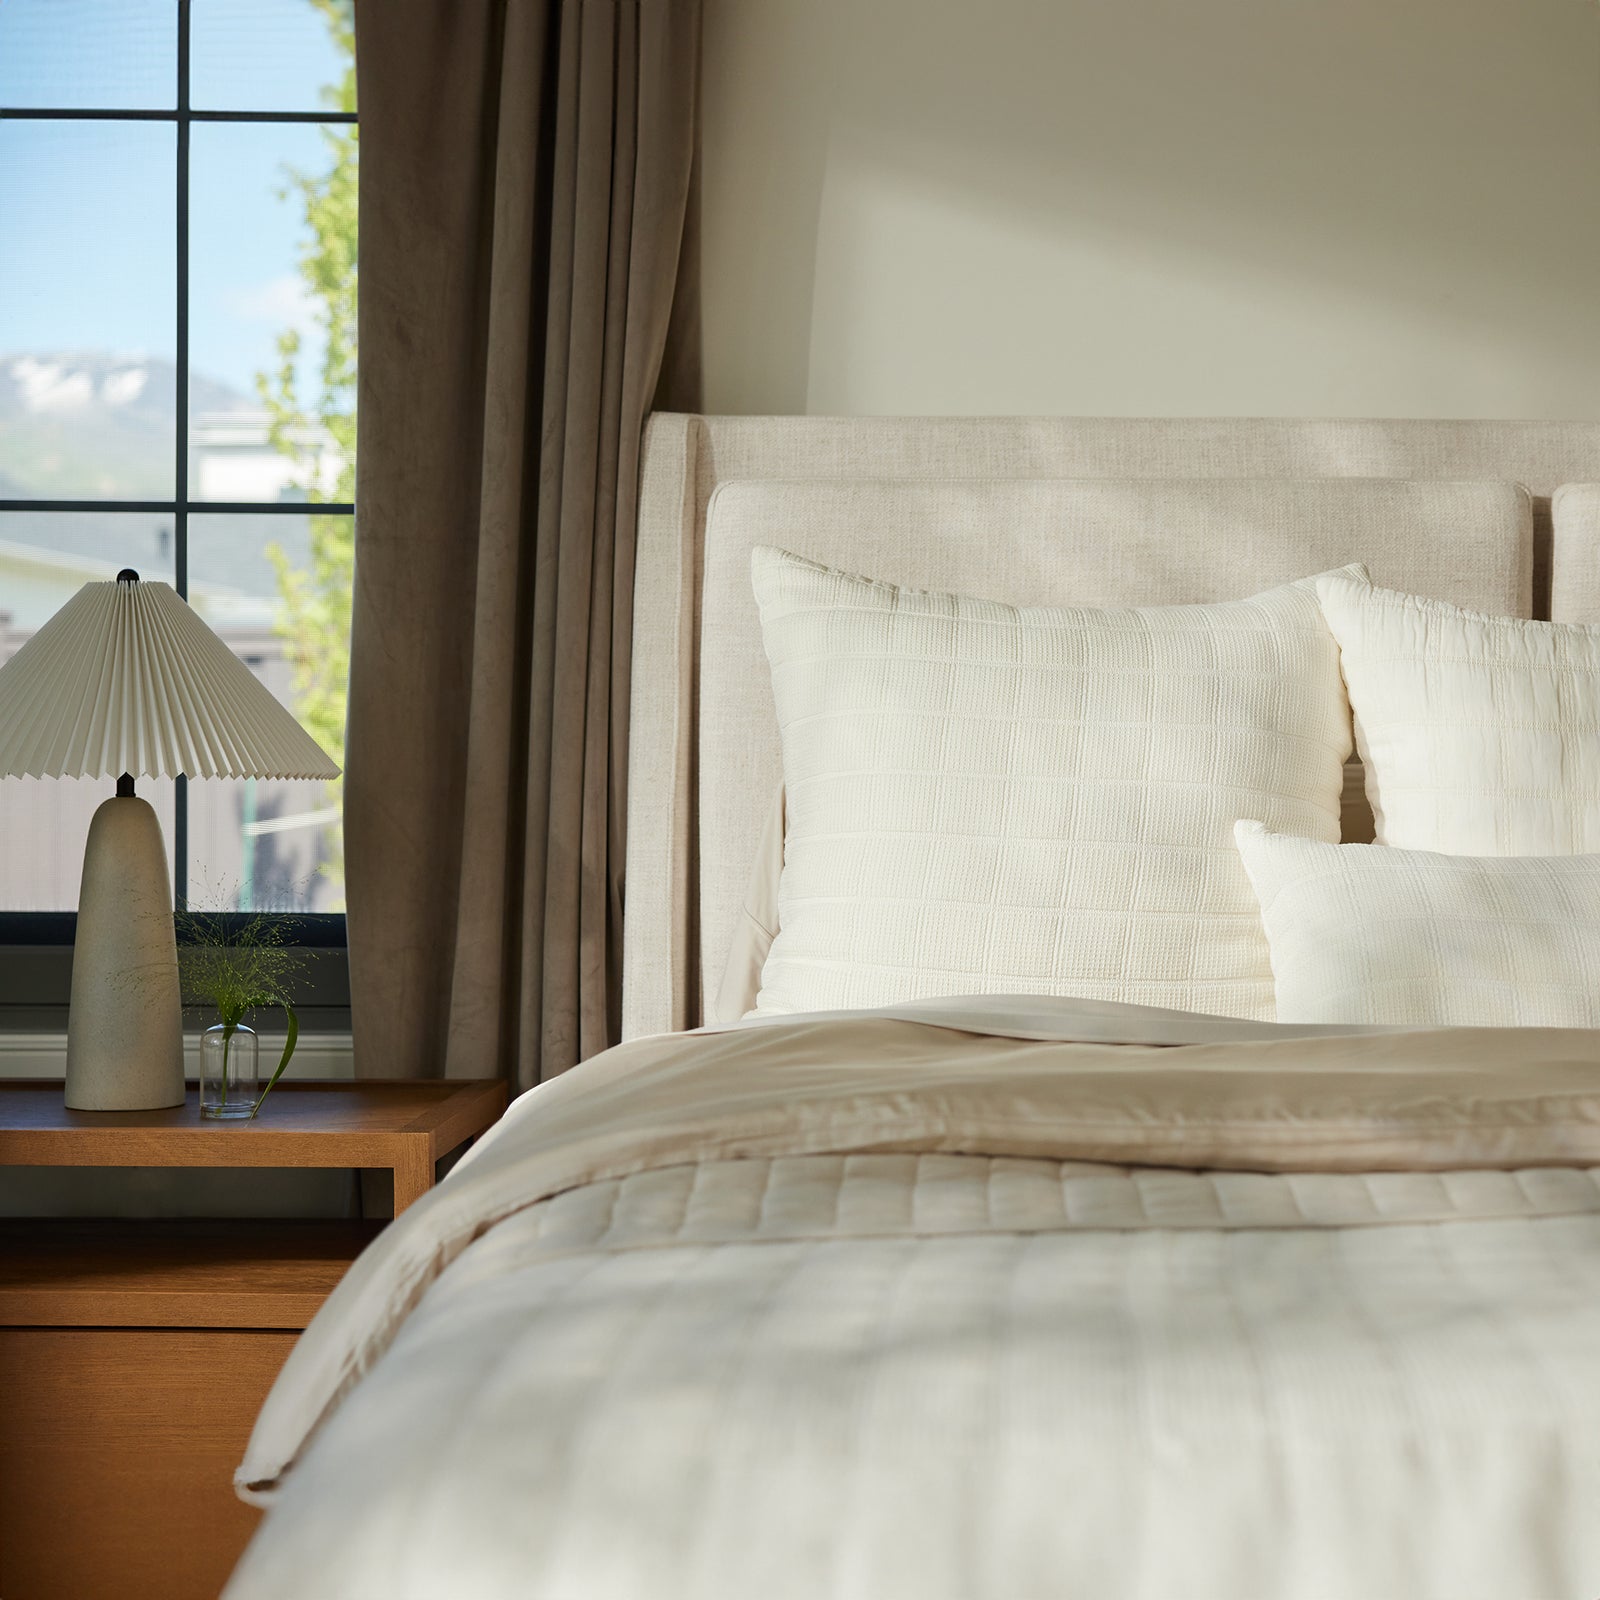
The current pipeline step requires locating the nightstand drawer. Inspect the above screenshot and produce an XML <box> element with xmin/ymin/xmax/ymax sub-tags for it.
<box><xmin>0</xmin><ymin>1328</ymin><xmax>298</xmax><ymax>1600</ymax></box>
<box><xmin>0</xmin><ymin>1220</ymin><xmax>380</xmax><ymax>1600</ymax></box>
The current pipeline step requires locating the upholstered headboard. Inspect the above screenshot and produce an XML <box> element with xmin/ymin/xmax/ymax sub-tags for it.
<box><xmin>622</xmin><ymin>414</ymin><xmax>1600</xmax><ymax>1040</ymax></box>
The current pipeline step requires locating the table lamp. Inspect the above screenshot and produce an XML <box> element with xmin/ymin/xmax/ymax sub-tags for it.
<box><xmin>0</xmin><ymin>570</ymin><xmax>340</xmax><ymax>1111</ymax></box>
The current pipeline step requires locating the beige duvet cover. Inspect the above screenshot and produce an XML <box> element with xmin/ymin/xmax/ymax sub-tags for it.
<box><xmin>227</xmin><ymin>1000</ymin><xmax>1600</xmax><ymax>1599</ymax></box>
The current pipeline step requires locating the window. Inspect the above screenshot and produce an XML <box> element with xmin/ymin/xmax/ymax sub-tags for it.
<box><xmin>0</xmin><ymin>0</ymin><xmax>356</xmax><ymax>933</ymax></box>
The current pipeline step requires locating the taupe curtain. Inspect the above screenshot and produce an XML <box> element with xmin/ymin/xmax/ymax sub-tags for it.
<box><xmin>347</xmin><ymin>0</ymin><xmax>700</xmax><ymax>1088</ymax></box>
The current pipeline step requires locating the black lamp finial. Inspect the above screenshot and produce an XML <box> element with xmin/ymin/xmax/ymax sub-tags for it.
<box><xmin>116</xmin><ymin>569</ymin><xmax>140</xmax><ymax>585</ymax></box>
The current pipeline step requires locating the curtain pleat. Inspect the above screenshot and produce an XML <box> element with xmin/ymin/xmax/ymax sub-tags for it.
<box><xmin>348</xmin><ymin>0</ymin><xmax>700</xmax><ymax>1089</ymax></box>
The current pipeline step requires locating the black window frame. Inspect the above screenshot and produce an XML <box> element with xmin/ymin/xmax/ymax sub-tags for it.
<box><xmin>0</xmin><ymin>0</ymin><xmax>356</xmax><ymax>973</ymax></box>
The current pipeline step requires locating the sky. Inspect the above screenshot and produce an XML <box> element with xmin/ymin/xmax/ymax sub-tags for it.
<box><xmin>0</xmin><ymin>0</ymin><xmax>350</xmax><ymax>398</ymax></box>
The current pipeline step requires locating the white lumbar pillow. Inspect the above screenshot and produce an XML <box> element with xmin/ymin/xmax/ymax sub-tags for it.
<box><xmin>750</xmin><ymin>546</ymin><xmax>1356</xmax><ymax>1020</ymax></box>
<box><xmin>1316</xmin><ymin>569</ymin><xmax>1600</xmax><ymax>855</ymax></box>
<box><xmin>1234</xmin><ymin>820</ymin><xmax>1600</xmax><ymax>1027</ymax></box>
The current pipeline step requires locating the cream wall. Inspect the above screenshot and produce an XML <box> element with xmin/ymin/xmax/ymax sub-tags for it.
<box><xmin>698</xmin><ymin>0</ymin><xmax>1600</xmax><ymax>419</ymax></box>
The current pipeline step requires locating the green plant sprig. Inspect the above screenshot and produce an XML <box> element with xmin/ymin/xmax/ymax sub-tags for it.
<box><xmin>177</xmin><ymin>909</ymin><xmax>308</xmax><ymax>1117</ymax></box>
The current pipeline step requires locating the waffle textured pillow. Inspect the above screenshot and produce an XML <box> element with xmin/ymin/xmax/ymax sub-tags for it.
<box><xmin>749</xmin><ymin>547</ymin><xmax>1355</xmax><ymax>1019</ymax></box>
<box><xmin>1316</xmin><ymin>570</ymin><xmax>1600</xmax><ymax>855</ymax></box>
<box><xmin>1235</xmin><ymin>821</ymin><xmax>1600</xmax><ymax>1026</ymax></box>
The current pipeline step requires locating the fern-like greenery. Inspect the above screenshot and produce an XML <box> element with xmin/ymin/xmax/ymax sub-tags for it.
<box><xmin>177</xmin><ymin>910</ymin><xmax>308</xmax><ymax>1116</ymax></box>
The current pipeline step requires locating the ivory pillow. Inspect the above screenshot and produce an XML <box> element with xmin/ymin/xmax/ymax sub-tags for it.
<box><xmin>1316</xmin><ymin>570</ymin><xmax>1600</xmax><ymax>855</ymax></box>
<box><xmin>1235</xmin><ymin>821</ymin><xmax>1600</xmax><ymax>1027</ymax></box>
<box><xmin>750</xmin><ymin>547</ymin><xmax>1355</xmax><ymax>1019</ymax></box>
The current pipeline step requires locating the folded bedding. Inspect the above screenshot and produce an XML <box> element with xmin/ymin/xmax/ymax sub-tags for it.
<box><xmin>228</xmin><ymin>999</ymin><xmax>1600</xmax><ymax>1600</ymax></box>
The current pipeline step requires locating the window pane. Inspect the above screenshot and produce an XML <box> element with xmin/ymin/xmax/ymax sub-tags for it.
<box><xmin>0</xmin><ymin>512</ymin><xmax>179</xmax><ymax>910</ymax></box>
<box><xmin>0</xmin><ymin>776</ymin><xmax>178</xmax><ymax>911</ymax></box>
<box><xmin>189</xmin><ymin>120</ymin><xmax>357</xmax><ymax>504</ymax></box>
<box><xmin>0</xmin><ymin>0</ymin><xmax>175</xmax><ymax>110</ymax></box>
<box><xmin>186</xmin><ymin>512</ymin><xmax>350</xmax><ymax>914</ymax></box>
<box><xmin>0</xmin><ymin>511</ymin><xmax>178</xmax><ymax>614</ymax></box>
<box><xmin>0</xmin><ymin>121</ymin><xmax>176</xmax><ymax>499</ymax></box>
<box><xmin>190</xmin><ymin>0</ymin><xmax>354</xmax><ymax>114</ymax></box>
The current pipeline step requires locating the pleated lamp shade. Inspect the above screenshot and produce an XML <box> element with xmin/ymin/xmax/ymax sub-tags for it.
<box><xmin>0</xmin><ymin>573</ymin><xmax>340</xmax><ymax>781</ymax></box>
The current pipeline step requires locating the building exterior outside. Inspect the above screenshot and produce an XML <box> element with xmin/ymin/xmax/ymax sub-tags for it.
<box><xmin>0</xmin><ymin>397</ymin><xmax>343</xmax><ymax>912</ymax></box>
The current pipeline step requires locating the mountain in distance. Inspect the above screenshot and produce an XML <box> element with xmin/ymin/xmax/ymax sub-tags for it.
<box><xmin>0</xmin><ymin>352</ymin><xmax>317</xmax><ymax>618</ymax></box>
<box><xmin>0</xmin><ymin>351</ymin><xmax>254</xmax><ymax>501</ymax></box>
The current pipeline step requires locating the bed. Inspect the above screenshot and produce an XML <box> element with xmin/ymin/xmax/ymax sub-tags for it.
<box><xmin>225</xmin><ymin>416</ymin><xmax>1600</xmax><ymax>1599</ymax></box>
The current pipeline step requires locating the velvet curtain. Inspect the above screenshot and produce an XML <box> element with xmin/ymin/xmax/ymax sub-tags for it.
<box><xmin>347</xmin><ymin>0</ymin><xmax>700</xmax><ymax>1088</ymax></box>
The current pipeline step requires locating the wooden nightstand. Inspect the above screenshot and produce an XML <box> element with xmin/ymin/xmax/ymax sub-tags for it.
<box><xmin>0</xmin><ymin>1077</ymin><xmax>507</xmax><ymax>1600</ymax></box>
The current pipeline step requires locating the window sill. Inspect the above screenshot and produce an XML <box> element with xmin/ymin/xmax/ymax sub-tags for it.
<box><xmin>0</xmin><ymin>1032</ymin><xmax>354</xmax><ymax>1081</ymax></box>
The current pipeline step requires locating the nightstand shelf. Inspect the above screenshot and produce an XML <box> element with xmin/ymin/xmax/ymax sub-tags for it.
<box><xmin>0</xmin><ymin>1217</ymin><xmax>382</xmax><ymax>1326</ymax></box>
<box><xmin>0</xmin><ymin>1078</ymin><xmax>507</xmax><ymax>1600</ymax></box>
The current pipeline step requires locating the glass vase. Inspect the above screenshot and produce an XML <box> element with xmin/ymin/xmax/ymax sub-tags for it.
<box><xmin>200</xmin><ymin>1022</ymin><xmax>259</xmax><ymax>1120</ymax></box>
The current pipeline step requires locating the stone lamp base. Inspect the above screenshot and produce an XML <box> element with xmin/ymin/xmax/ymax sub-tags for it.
<box><xmin>64</xmin><ymin>784</ymin><xmax>185</xmax><ymax>1111</ymax></box>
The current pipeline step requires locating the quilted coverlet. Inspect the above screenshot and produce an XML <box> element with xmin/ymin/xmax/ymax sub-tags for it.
<box><xmin>227</xmin><ymin>1000</ymin><xmax>1600</xmax><ymax>1600</ymax></box>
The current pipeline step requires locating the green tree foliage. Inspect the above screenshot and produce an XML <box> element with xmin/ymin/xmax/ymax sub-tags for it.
<box><xmin>256</xmin><ymin>0</ymin><xmax>356</xmax><ymax>898</ymax></box>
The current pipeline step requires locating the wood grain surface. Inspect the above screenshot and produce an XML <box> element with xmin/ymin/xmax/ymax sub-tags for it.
<box><xmin>0</xmin><ymin>1219</ymin><xmax>379</xmax><ymax>1328</ymax></box>
<box><xmin>0</xmin><ymin>1077</ymin><xmax>507</xmax><ymax>1593</ymax></box>
<box><xmin>0</xmin><ymin>1081</ymin><xmax>507</xmax><ymax>1202</ymax></box>
<box><xmin>0</xmin><ymin>1328</ymin><xmax>296</xmax><ymax>1600</ymax></box>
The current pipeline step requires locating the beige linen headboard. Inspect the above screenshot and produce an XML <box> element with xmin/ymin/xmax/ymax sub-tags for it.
<box><xmin>623</xmin><ymin>414</ymin><xmax>1600</xmax><ymax>1041</ymax></box>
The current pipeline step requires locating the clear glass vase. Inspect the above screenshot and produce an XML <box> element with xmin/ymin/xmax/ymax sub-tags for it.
<box><xmin>200</xmin><ymin>1022</ymin><xmax>259</xmax><ymax>1120</ymax></box>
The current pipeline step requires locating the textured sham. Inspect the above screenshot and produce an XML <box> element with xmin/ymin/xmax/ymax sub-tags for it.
<box><xmin>749</xmin><ymin>547</ymin><xmax>1354</xmax><ymax>1018</ymax></box>
<box><xmin>1316</xmin><ymin>570</ymin><xmax>1600</xmax><ymax>855</ymax></box>
<box><xmin>1236</xmin><ymin>820</ymin><xmax>1600</xmax><ymax>1027</ymax></box>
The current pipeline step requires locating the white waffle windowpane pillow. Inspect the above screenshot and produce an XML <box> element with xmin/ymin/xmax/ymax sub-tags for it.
<box><xmin>1316</xmin><ymin>570</ymin><xmax>1600</xmax><ymax>854</ymax></box>
<box><xmin>750</xmin><ymin>547</ymin><xmax>1355</xmax><ymax>1019</ymax></box>
<box><xmin>1235</xmin><ymin>821</ymin><xmax>1600</xmax><ymax>1027</ymax></box>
